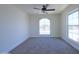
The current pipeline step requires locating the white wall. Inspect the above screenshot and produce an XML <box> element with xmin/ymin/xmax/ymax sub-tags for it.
<box><xmin>61</xmin><ymin>4</ymin><xmax>79</xmax><ymax>51</ymax></box>
<box><xmin>0</xmin><ymin>5</ymin><xmax>30</xmax><ymax>53</ymax></box>
<box><xmin>28</xmin><ymin>14</ymin><xmax>61</xmax><ymax>37</ymax></box>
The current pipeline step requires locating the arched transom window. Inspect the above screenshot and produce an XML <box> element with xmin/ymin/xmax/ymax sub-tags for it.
<box><xmin>39</xmin><ymin>18</ymin><xmax>50</xmax><ymax>35</ymax></box>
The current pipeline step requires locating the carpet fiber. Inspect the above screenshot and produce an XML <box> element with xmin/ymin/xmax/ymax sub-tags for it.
<box><xmin>10</xmin><ymin>37</ymin><xmax>79</xmax><ymax>54</ymax></box>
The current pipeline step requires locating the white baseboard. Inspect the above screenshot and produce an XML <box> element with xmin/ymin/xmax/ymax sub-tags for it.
<box><xmin>7</xmin><ymin>37</ymin><xmax>30</xmax><ymax>54</ymax></box>
<box><xmin>63</xmin><ymin>38</ymin><xmax>79</xmax><ymax>51</ymax></box>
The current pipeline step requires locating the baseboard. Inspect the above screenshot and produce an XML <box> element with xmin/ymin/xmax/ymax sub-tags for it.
<box><xmin>8</xmin><ymin>37</ymin><xmax>30</xmax><ymax>54</ymax></box>
<box><xmin>62</xmin><ymin>38</ymin><xmax>79</xmax><ymax>52</ymax></box>
<box><xmin>30</xmin><ymin>37</ymin><xmax>61</xmax><ymax>38</ymax></box>
<box><xmin>8</xmin><ymin>37</ymin><xmax>61</xmax><ymax>53</ymax></box>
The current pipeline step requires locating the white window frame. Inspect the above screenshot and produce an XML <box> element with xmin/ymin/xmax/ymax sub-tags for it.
<box><xmin>67</xmin><ymin>8</ymin><xmax>79</xmax><ymax>41</ymax></box>
<box><xmin>39</xmin><ymin>18</ymin><xmax>50</xmax><ymax>35</ymax></box>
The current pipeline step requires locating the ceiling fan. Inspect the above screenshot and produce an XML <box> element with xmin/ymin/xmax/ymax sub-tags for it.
<box><xmin>34</xmin><ymin>4</ymin><xmax>55</xmax><ymax>14</ymax></box>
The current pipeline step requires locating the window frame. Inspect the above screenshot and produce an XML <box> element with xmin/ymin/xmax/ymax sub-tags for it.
<box><xmin>67</xmin><ymin>8</ymin><xmax>79</xmax><ymax>41</ymax></box>
<box><xmin>39</xmin><ymin>18</ymin><xmax>50</xmax><ymax>35</ymax></box>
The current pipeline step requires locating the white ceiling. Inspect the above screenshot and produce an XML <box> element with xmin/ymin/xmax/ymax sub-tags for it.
<box><xmin>14</xmin><ymin>4</ymin><xmax>68</xmax><ymax>14</ymax></box>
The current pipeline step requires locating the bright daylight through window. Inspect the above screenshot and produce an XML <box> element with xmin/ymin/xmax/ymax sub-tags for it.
<box><xmin>68</xmin><ymin>10</ymin><xmax>79</xmax><ymax>41</ymax></box>
<box><xmin>39</xmin><ymin>18</ymin><xmax>50</xmax><ymax>35</ymax></box>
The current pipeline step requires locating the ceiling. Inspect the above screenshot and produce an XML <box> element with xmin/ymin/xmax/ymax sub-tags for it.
<box><xmin>14</xmin><ymin>4</ymin><xmax>68</xmax><ymax>14</ymax></box>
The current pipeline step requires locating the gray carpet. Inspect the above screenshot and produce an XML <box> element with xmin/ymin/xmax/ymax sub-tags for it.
<box><xmin>10</xmin><ymin>37</ymin><xmax>79</xmax><ymax>54</ymax></box>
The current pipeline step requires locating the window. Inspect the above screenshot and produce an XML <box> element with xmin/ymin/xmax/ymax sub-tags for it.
<box><xmin>39</xmin><ymin>18</ymin><xmax>50</xmax><ymax>35</ymax></box>
<box><xmin>68</xmin><ymin>10</ymin><xmax>79</xmax><ymax>41</ymax></box>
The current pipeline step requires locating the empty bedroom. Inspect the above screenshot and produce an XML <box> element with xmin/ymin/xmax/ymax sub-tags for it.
<box><xmin>0</xmin><ymin>4</ymin><xmax>79</xmax><ymax>54</ymax></box>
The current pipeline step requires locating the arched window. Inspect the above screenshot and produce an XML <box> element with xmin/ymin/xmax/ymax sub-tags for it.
<box><xmin>39</xmin><ymin>18</ymin><xmax>50</xmax><ymax>35</ymax></box>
